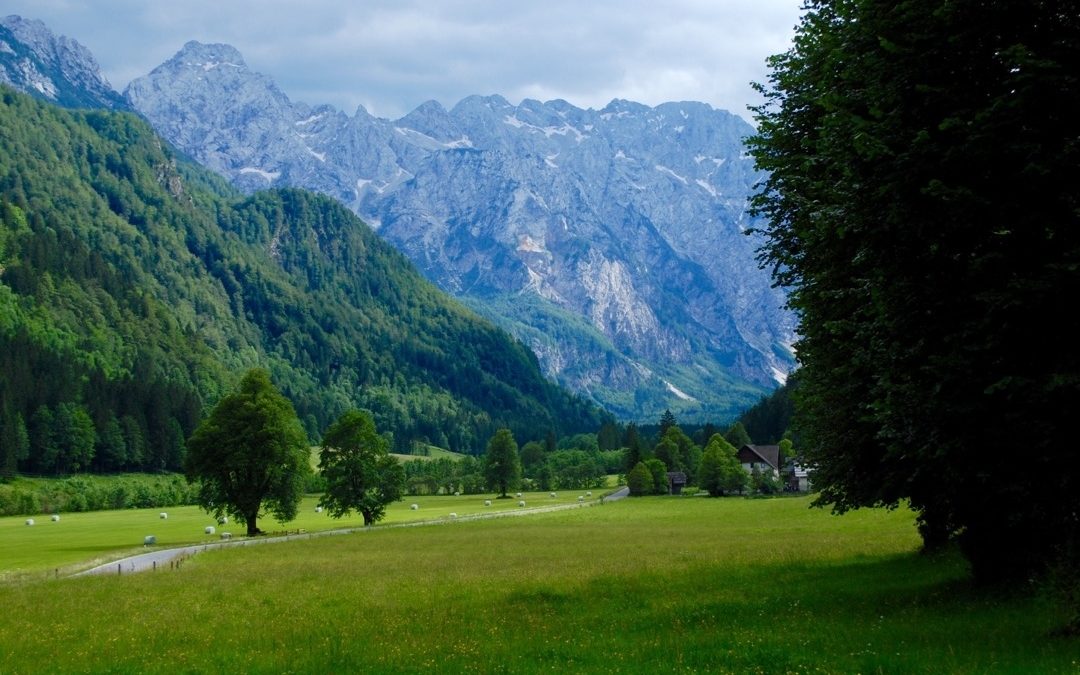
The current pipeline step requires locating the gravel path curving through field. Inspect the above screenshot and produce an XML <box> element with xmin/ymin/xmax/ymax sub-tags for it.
<box><xmin>77</xmin><ymin>486</ymin><xmax>630</xmax><ymax>577</ymax></box>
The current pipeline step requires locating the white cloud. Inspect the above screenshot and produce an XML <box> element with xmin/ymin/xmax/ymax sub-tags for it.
<box><xmin>3</xmin><ymin>0</ymin><xmax>802</xmax><ymax>121</ymax></box>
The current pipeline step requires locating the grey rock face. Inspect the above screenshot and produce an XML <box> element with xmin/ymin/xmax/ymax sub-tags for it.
<box><xmin>126</xmin><ymin>41</ymin><xmax>795</xmax><ymax>421</ymax></box>
<box><xmin>0</xmin><ymin>15</ymin><xmax>127</xmax><ymax>110</ymax></box>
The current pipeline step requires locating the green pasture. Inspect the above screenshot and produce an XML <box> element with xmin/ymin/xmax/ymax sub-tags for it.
<box><xmin>1</xmin><ymin>496</ymin><xmax>1075</xmax><ymax>673</ymax></box>
<box><xmin>391</xmin><ymin>445</ymin><xmax>469</xmax><ymax>462</ymax></box>
<box><xmin>0</xmin><ymin>490</ymin><xmax>610</xmax><ymax>578</ymax></box>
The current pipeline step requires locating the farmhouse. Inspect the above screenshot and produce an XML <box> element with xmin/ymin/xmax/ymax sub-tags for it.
<box><xmin>737</xmin><ymin>445</ymin><xmax>780</xmax><ymax>478</ymax></box>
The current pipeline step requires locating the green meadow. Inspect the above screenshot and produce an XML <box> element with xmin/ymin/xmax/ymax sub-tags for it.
<box><xmin>1</xmin><ymin>495</ymin><xmax>1076</xmax><ymax>673</ymax></box>
<box><xmin>0</xmin><ymin>490</ymin><xmax>608</xmax><ymax>579</ymax></box>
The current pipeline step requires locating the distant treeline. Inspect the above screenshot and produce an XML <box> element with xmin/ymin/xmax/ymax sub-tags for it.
<box><xmin>0</xmin><ymin>473</ymin><xmax>198</xmax><ymax>516</ymax></box>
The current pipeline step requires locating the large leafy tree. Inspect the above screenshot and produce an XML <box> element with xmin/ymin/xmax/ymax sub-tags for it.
<box><xmin>185</xmin><ymin>369</ymin><xmax>311</xmax><ymax>536</ymax></box>
<box><xmin>749</xmin><ymin>0</ymin><xmax>1079</xmax><ymax>581</ymax></box>
<box><xmin>627</xmin><ymin>461</ymin><xmax>653</xmax><ymax>496</ymax></box>
<box><xmin>698</xmin><ymin>434</ymin><xmax>746</xmax><ymax>497</ymax></box>
<box><xmin>483</xmin><ymin>428</ymin><xmax>521</xmax><ymax>497</ymax></box>
<box><xmin>318</xmin><ymin>409</ymin><xmax>405</xmax><ymax>526</ymax></box>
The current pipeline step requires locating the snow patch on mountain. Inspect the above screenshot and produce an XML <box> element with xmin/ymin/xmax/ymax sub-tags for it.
<box><xmin>240</xmin><ymin>167</ymin><xmax>280</xmax><ymax>181</ymax></box>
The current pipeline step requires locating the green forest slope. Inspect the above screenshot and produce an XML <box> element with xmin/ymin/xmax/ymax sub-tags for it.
<box><xmin>0</xmin><ymin>86</ymin><xmax>604</xmax><ymax>475</ymax></box>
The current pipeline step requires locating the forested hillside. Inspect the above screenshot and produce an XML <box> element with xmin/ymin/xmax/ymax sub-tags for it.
<box><xmin>0</xmin><ymin>86</ymin><xmax>604</xmax><ymax>476</ymax></box>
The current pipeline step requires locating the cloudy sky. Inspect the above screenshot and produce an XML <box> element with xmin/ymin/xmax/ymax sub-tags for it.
<box><xmin>6</xmin><ymin>0</ymin><xmax>802</xmax><ymax>121</ymax></box>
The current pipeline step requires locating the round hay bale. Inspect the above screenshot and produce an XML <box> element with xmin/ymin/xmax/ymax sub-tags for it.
<box><xmin>586</xmin><ymin>491</ymin><xmax>592</xmax><ymax>496</ymax></box>
<box><xmin>218</xmin><ymin>516</ymin><xmax>228</xmax><ymax>525</ymax></box>
<box><xmin>484</xmin><ymin>499</ymin><xmax>492</xmax><ymax>506</ymax></box>
<box><xmin>515</xmin><ymin>492</ymin><xmax>522</xmax><ymax>498</ymax></box>
<box><xmin>550</xmin><ymin>492</ymin><xmax>557</xmax><ymax>498</ymax></box>
<box><xmin>410</xmin><ymin>503</ymin><xmax>419</xmax><ymax>510</ymax></box>
<box><xmin>578</xmin><ymin>495</ymin><xmax>585</xmax><ymax>501</ymax></box>
<box><xmin>159</xmin><ymin>512</ymin><xmax>168</xmax><ymax>520</ymax></box>
<box><xmin>453</xmin><ymin>491</ymin><xmax>460</xmax><ymax>496</ymax></box>
<box><xmin>51</xmin><ymin>514</ymin><xmax>60</xmax><ymax>522</ymax></box>
<box><xmin>220</xmin><ymin>532</ymin><xmax>232</xmax><ymax>540</ymax></box>
<box><xmin>144</xmin><ymin>535</ymin><xmax>156</xmax><ymax>546</ymax></box>
<box><xmin>315</xmin><ymin>506</ymin><xmax>323</xmax><ymax>513</ymax></box>
<box><xmin>205</xmin><ymin>526</ymin><xmax>216</xmax><ymax>535</ymax></box>
<box><xmin>25</xmin><ymin>518</ymin><xmax>34</xmax><ymax>526</ymax></box>
<box><xmin>449</xmin><ymin>512</ymin><xmax>457</xmax><ymax>519</ymax></box>
<box><xmin>518</xmin><ymin>500</ymin><xmax>526</xmax><ymax>507</ymax></box>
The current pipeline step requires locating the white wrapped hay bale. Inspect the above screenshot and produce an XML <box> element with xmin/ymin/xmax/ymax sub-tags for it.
<box><xmin>449</xmin><ymin>513</ymin><xmax>457</xmax><ymax>519</ymax></box>
<box><xmin>410</xmin><ymin>504</ymin><xmax>419</xmax><ymax>510</ymax></box>
<box><xmin>25</xmin><ymin>518</ymin><xmax>34</xmax><ymax>526</ymax></box>
<box><xmin>159</xmin><ymin>512</ymin><xmax>168</xmax><ymax>520</ymax></box>
<box><xmin>578</xmin><ymin>495</ymin><xmax>585</xmax><ymax>502</ymax></box>
<box><xmin>484</xmin><ymin>500</ymin><xmax>492</xmax><ymax>506</ymax></box>
<box><xmin>218</xmin><ymin>516</ymin><xmax>228</xmax><ymax>525</ymax></box>
<box><xmin>315</xmin><ymin>506</ymin><xmax>323</xmax><ymax>513</ymax></box>
<box><xmin>205</xmin><ymin>526</ymin><xmax>216</xmax><ymax>535</ymax></box>
<box><xmin>220</xmin><ymin>532</ymin><xmax>232</xmax><ymax>540</ymax></box>
<box><xmin>550</xmin><ymin>492</ymin><xmax>557</xmax><ymax>498</ymax></box>
<box><xmin>144</xmin><ymin>535</ymin><xmax>156</xmax><ymax>545</ymax></box>
<box><xmin>518</xmin><ymin>500</ymin><xmax>526</xmax><ymax>507</ymax></box>
<box><xmin>51</xmin><ymin>514</ymin><xmax>60</xmax><ymax>522</ymax></box>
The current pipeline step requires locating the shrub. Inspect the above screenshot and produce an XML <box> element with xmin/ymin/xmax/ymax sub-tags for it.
<box><xmin>627</xmin><ymin>462</ymin><xmax>653</xmax><ymax>496</ymax></box>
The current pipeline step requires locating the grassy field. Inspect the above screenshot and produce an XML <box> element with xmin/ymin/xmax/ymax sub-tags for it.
<box><xmin>391</xmin><ymin>445</ymin><xmax>469</xmax><ymax>462</ymax></box>
<box><xmin>0</xmin><ymin>495</ymin><xmax>1075</xmax><ymax>673</ymax></box>
<box><xmin>0</xmin><ymin>489</ymin><xmax>611</xmax><ymax>578</ymax></box>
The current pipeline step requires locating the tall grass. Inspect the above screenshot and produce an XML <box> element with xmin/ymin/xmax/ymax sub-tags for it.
<box><xmin>0</xmin><ymin>496</ymin><xmax>1075</xmax><ymax>673</ymax></box>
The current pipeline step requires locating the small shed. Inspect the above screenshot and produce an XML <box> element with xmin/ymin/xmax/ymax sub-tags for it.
<box><xmin>666</xmin><ymin>471</ymin><xmax>688</xmax><ymax>495</ymax></box>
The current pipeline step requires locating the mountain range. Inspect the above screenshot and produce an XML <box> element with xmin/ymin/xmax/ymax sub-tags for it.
<box><xmin>2</xmin><ymin>15</ymin><xmax>793</xmax><ymax>422</ymax></box>
<box><xmin>0</xmin><ymin>81</ymin><xmax>606</xmax><ymax>476</ymax></box>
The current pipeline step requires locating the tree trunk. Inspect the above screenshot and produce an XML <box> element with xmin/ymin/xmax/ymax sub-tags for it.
<box><xmin>245</xmin><ymin>508</ymin><xmax>260</xmax><ymax>536</ymax></box>
<box><xmin>361</xmin><ymin>509</ymin><xmax>373</xmax><ymax>526</ymax></box>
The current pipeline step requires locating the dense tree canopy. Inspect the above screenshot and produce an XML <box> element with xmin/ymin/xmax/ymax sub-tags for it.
<box><xmin>698</xmin><ymin>434</ymin><xmax>746</xmax><ymax>497</ymax></box>
<box><xmin>184</xmin><ymin>369</ymin><xmax>311</xmax><ymax>536</ymax></box>
<box><xmin>318</xmin><ymin>410</ymin><xmax>405</xmax><ymax>526</ymax></box>
<box><xmin>749</xmin><ymin>0</ymin><xmax>1079</xmax><ymax>581</ymax></box>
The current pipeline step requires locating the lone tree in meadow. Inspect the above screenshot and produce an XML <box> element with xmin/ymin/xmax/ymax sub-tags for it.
<box><xmin>483</xmin><ymin>428</ymin><xmax>521</xmax><ymax>497</ymax></box>
<box><xmin>318</xmin><ymin>409</ymin><xmax>405</xmax><ymax>526</ymax></box>
<box><xmin>749</xmin><ymin>0</ymin><xmax>1079</xmax><ymax>581</ymax></box>
<box><xmin>184</xmin><ymin>369</ymin><xmax>311</xmax><ymax>536</ymax></box>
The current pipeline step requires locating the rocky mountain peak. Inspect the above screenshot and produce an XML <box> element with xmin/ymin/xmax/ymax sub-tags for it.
<box><xmin>122</xmin><ymin>41</ymin><xmax>794</xmax><ymax>421</ymax></box>
<box><xmin>172</xmin><ymin>40</ymin><xmax>247</xmax><ymax>69</ymax></box>
<box><xmin>0</xmin><ymin>15</ymin><xmax>126</xmax><ymax>110</ymax></box>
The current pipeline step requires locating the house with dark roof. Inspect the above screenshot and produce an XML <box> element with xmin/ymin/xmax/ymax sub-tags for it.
<box><xmin>737</xmin><ymin>444</ymin><xmax>781</xmax><ymax>478</ymax></box>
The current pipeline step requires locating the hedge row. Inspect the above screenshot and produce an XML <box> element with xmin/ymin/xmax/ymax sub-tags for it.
<box><xmin>0</xmin><ymin>474</ymin><xmax>199</xmax><ymax>516</ymax></box>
